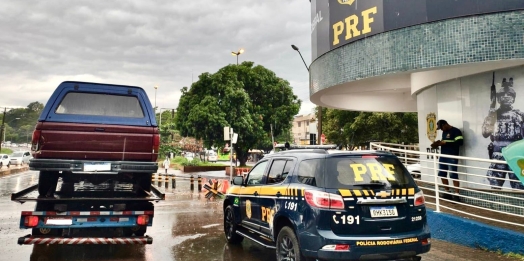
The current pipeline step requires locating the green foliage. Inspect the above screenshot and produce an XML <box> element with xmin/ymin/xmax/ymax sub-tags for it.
<box><xmin>159</xmin><ymin>144</ymin><xmax>181</xmax><ymax>159</ymax></box>
<box><xmin>175</xmin><ymin>62</ymin><xmax>301</xmax><ymax>165</ymax></box>
<box><xmin>1</xmin><ymin>101</ymin><xmax>44</xmax><ymax>143</ymax></box>
<box><xmin>1</xmin><ymin>148</ymin><xmax>13</xmax><ymax>154</ymax></box>
<box><xmin>322</xmin><ymin>108</ymin><xmax>418</xmax><ymax>148</ymax></box>
<box><xmin>179</xmin><ymin>157</ymin><xmax>223</xmax><ymax>167</ymax></box>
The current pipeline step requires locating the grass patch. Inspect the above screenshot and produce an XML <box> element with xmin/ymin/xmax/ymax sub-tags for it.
<box><xmin>476</xmin><ymin>246</ymin><xmax>524</xmax><ymax>260</ymax></box>
<box><xmin>1</xmin><ymin>148</ymin><xmax>13</xmax><ymax>154</ymax></box>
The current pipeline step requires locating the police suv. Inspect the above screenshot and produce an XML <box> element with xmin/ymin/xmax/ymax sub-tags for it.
<box><xmin>223</xmin><ymin>147</ymin><xmax>430</xmax><ymax>261</ymax></box>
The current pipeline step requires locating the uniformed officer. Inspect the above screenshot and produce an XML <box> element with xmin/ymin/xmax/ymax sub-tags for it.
<box><xmin>482</xmin><ymin>78</ymin><xmax>524</xmax><ymax>189</ymax></box>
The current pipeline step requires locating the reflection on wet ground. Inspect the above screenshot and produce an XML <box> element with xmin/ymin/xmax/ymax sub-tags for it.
<box><xmin>0</xmin><ymin>171</ymin><xmax>522</xmax><ymax>261</ymax></box>
<box><xmin>30</xmin><ymin>244</ymin><xmax>146</xmax><ymax>261</ymax></box>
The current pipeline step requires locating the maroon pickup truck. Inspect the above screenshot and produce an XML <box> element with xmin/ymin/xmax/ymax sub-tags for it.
<box><xmin>30</xmin><ymin>81</ymin><xmax>159</xmax><ymax>197</ymax></box>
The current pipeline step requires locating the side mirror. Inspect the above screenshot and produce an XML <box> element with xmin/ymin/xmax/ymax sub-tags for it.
<box><xmin>232</xmin><ymin>176</ymin><xmax>244</xmax><ymax>186</ymax></box>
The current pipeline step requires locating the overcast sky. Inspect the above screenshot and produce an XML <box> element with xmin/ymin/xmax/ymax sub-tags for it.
<box><xmin>0</xmin><ymin>0</ymin><xmax>314</xmax><ymax>115</ymax></box>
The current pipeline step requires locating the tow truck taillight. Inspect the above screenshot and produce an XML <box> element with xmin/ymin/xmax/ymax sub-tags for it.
<box><xmin>137</xmin><ymin>215</ymin><xmax>149</xmax><ymax>225</ymax></box>
<box><xmin>414</xmin><ymin>191</ymin><xmax>425</xmax><ymax>206</ymax></box>
<box><xmin>305</xmin><ymin>190</ymin><xmax>344</xmax><ymax>210</ymax></box>
<box><xmin>24</xmin><ymin>216</ymin><xmax>39</xmax><ymax>227</ymax></box>
<box><xmin>152</xmin><ymin>134</ymin><xmax>160</xmax><ymax>153</ymax></box>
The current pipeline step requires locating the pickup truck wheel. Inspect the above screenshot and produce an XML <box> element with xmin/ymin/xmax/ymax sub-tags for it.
<box><xmin>224</xmin><ymin>205</ymin><xmax>243</xmax><ymax>244</ymax></box>
<box><xmin>276</xmin><ymin>226</ymin><xmax>303</xmax><ymax>261</ymax></box>
<box><xmin>38</xmin><ymin>171</ymin><xmax>59</xmax><ymax>197</ymax></box>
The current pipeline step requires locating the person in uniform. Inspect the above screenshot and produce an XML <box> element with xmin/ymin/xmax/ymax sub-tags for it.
<box><xmin>431</xmin><ymin>120</ymin><xmax>464</xmax><ymax>201</ymax></box>
<box><xmin>482</xmin><ymin>78</ymin><xmax>524</xmax><ymax>189</ymax></box>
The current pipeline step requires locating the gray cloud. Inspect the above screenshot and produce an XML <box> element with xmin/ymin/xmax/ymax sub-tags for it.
<box><xmin>0</xmin><ymin>0</ymin><xmax>314</xmax><ymax>114</ymax></box>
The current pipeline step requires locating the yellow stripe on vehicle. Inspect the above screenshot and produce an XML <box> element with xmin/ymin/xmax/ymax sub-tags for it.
<box><xmin>408</xmin><ymin>188</ymin><xmax>415</xmax><ymax>195</ymax></box>
<box><xmin>339</xmin><ymin>189</ymin><xmax>352</xmax><ymax>197</ymax></box>
<box><xmin>402</xmin><ymin>189</ymin><xmax>406</xmax><ymax>196</ymax></box>
<box><xmin>369</xmin><ymin>190</ymin><xmax>375</xmax><ymax>196</ymax></box>
<box><xmin>353</xmin><ymin>190</ymin><xmax>362</xmax><ymax>196</ymax></box>
<box><xmin>362</xmin><ymin>190</ymin><xmax>369</xmax><ymax>196</ymax></box>
<box><xmin>396</xmin><ymin>189</ymin><xmax>401</xmax><ymax>196</ymax></box>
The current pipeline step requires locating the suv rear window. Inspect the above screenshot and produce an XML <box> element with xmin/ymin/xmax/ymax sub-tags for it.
<box><xmin>55</xmin><ymin>92</ymin><xmax>144</xmax><ymax>118</ymax></box>
<box><xmin>325</xmin><ymin>155</ymin><xmax>414</xmax><ymax>189</ymax></box>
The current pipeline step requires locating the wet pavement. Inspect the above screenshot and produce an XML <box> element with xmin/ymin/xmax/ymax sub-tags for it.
<box><xmin>0</xmin><ymin>170</ymin><xmax>521</xmax><ymax>261</ymax></box>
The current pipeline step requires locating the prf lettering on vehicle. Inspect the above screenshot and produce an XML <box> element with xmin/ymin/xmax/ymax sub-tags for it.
<box><xmin>332</xmin><ymin>6</ymin><xmax>378</xmax><ymax>45</ymax></box>
<box><xmin>349</xmin><ymin>163</ymin><xmax>397</xmax><ymax>181</ymax></box>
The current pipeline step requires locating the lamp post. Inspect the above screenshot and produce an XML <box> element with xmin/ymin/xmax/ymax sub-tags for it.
<box><xmin>231</xmin><ymin>48</ymin><xmax>245</xmax><ymax>65</ymax></box>
<box><xmin>2</xmin><ymin>118</ymin><xmax>20</xmax><ymax>144</ymax></box>
<box><xmin>154</xmin><ymin>86</ymin><xmax>158</xmax><ymax>111</ymax></box>
<box><xmin>291</xmin><ymin>44</ymin><xmax>322</xmax><ymax>145</ymax></box>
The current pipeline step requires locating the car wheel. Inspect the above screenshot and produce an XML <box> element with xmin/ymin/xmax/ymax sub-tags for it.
<box><xmin>224</xmin><ymin>205</ymin><xmax>243</xmax><ymax>244</ymax></box>
<box><xmin>0</xmin><ymin>162</ymin><xmax>2</xmax><ymax>168</ymax></box>
<box><xmin>276</xmin><ymin>226</ymin><xmax>303</xmax><ymax>261</ymax></box>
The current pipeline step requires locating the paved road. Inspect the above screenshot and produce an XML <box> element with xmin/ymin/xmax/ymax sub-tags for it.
<box><xmin>0</xmin><ymin>170</ymin><xmax>520</xmax><ymax>261</ymax></box>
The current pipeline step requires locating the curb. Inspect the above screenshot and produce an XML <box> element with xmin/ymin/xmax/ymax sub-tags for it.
<box><xmin>0</xmin><ymin>166</ymin><xmax>29</xmax><ymax>177</ymax></box>
<box><xmin>427</xmin><ymin>210</ymin><xmax>524</xmax><ymax>254</ymax></box>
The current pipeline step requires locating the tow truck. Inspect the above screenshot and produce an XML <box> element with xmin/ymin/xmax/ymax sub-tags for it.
<box><xmin>12</xmin><ymin>179</ymin><xmax>164</xmax><ymax>245</ymax></box>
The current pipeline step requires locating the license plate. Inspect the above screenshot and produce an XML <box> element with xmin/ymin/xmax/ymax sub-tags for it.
<box><xmin>45</xmin><ymin>217</ymin><xmax>73</xmax><ymax>226</ymax></box>
<box><xmin>84</xmin><ymin>162</ymin><xmax>111</xmax><ymax>171</ymax></box>
<box><xmin>370</xmin><ymin>206</ymin><xmax>398</xmax><ymax>217</ymax></box>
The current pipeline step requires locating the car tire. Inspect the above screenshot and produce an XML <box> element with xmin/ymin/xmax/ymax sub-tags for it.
<box><xmin>0</xmin><ymin>162</ymin><xmax>2</xmax><ymax>168</ymax></box>
<box><xmin>38</xmin><ymin>171</ymin><xmax>59</xmax><ymax>197</ymax></box>
<box><xmin>276</xmin><ymin>226</ymin><xmax>303</xmax><ymax>261</ymax></box>
<box><xmin>224</xmin><ymin>205</ymin><xmax>243</xmax><ymax>244</ymax></box>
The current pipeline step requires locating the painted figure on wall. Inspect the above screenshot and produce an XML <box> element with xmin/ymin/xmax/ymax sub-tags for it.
<box><xmin>482</xmin><ymin>76</ymin><xmax>524</xmax><ymax>189</ymax></box>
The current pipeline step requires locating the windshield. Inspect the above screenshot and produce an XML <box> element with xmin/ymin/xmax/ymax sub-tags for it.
<box><xmin>325</xmin><ymin>155</ymin><xmax>414</xmax><ymax>189</ymax></box>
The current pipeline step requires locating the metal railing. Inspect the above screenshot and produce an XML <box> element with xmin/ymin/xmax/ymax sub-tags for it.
<box><xmin>370</xmin><ymin>142</ymin><xmax>524</xmax><ymax>229</ymax></box>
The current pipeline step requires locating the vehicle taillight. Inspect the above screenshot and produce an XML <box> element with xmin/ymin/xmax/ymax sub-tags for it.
<box><xmin>322</xmin><ymin>244</ymin><xmax>351</xmax><ymax>251</ymax></box>
<box><xmin>304</xmin><ymin>190</ymin><xmax>345</xmax><ymax>210</ymax></box>
<box><xmin>24</xmin><ymin>216</ymin><xmax>39</xmax><ymax>227</ymax></box>
<box><xmin>31</xmin><ymin>130</ymin><xmax>41</xmax><ymax>146</ymax></box>
<box><xmin>414</xmin><ymin>191</ymin><xmax>425</xmax><ymax>206</ymax></box>
<box><xmin>137</xmin><ymin>215</ymin><xmax>149</xmax><ymax>225</ymax></box>
<box><xmin>152</xmin><ymin>134</ymin><xmax>160</xmax><ymax>153</ymax></box>
<box><xmin>421</xmin><ymin>238</ymin><xmax>430</xmax><ymax>246</ymax></box>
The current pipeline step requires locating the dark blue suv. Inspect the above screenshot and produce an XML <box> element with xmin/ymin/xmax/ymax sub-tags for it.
<box><xmin>223</xmin><ymin>149</ymin><xmax>430</xmax><ymax>261</ymax></box>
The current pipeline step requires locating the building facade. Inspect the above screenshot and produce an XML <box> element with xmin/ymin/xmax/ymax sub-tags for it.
<box><xmin>291</xmin><ymin>113</ymin><xmax>317</xmax><ymax>145</ymax></box>
<box><xmin>310</xmin><ymin>0</ymin><xmax>524</xmax><ymax>190</ymax></box>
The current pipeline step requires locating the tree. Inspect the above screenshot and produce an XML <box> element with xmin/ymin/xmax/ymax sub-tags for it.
<box><xmin>1</xmin><ymin>102</ymin><xmax>44</xmax><ymax>144</ymax></box>
<box><xmin>323</xmin><ymin>109</ymin><xmax>418</xmax><ymax>148</ymax></box>
<box><xmin>175</xmin><ymin>62</ymin><xmax>301</xmax><ymax>166</ymax></box>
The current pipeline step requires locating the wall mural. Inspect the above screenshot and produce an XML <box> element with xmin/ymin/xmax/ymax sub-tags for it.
<box><xmin>481</xmin><ymin>73</ymin><xmax>524</xmax><ymax>189</ymax></box>
<box><xmin>417</xmin><ymin>66</ymin><xmax>524</xmax><ymax>190</ymax></box>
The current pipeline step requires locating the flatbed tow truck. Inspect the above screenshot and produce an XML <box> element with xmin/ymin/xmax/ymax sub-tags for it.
<box><xmin>11</xmin><ymin>179</ymin><xmax>165</xmax><ymax>245</ymax></box>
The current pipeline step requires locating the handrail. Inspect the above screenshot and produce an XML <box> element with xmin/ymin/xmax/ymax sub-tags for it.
<box><xmin>369</xmin><ymin>142</ymin><xmax>524</xmax><ymax>229</ymax></box>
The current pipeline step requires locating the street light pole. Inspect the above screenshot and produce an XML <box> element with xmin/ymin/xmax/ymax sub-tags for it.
<box><xmin>2</xmin><ymin>117</ymin><xmax>20</xmax><ymax>145</ymax></box>
<box><xmin>154</xmin><ymin>86</ymin><xmax>158</xmax><ymax>110</ymax></box>
<box><xmin>291</xmin><ymin>44</ymin><xmax>322</xmax><ymax>145</ymax></box>
<box><xmin>231</xmin><ymin>48</ymin><xmax>245</xmax><ymax>65</ymax></box>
